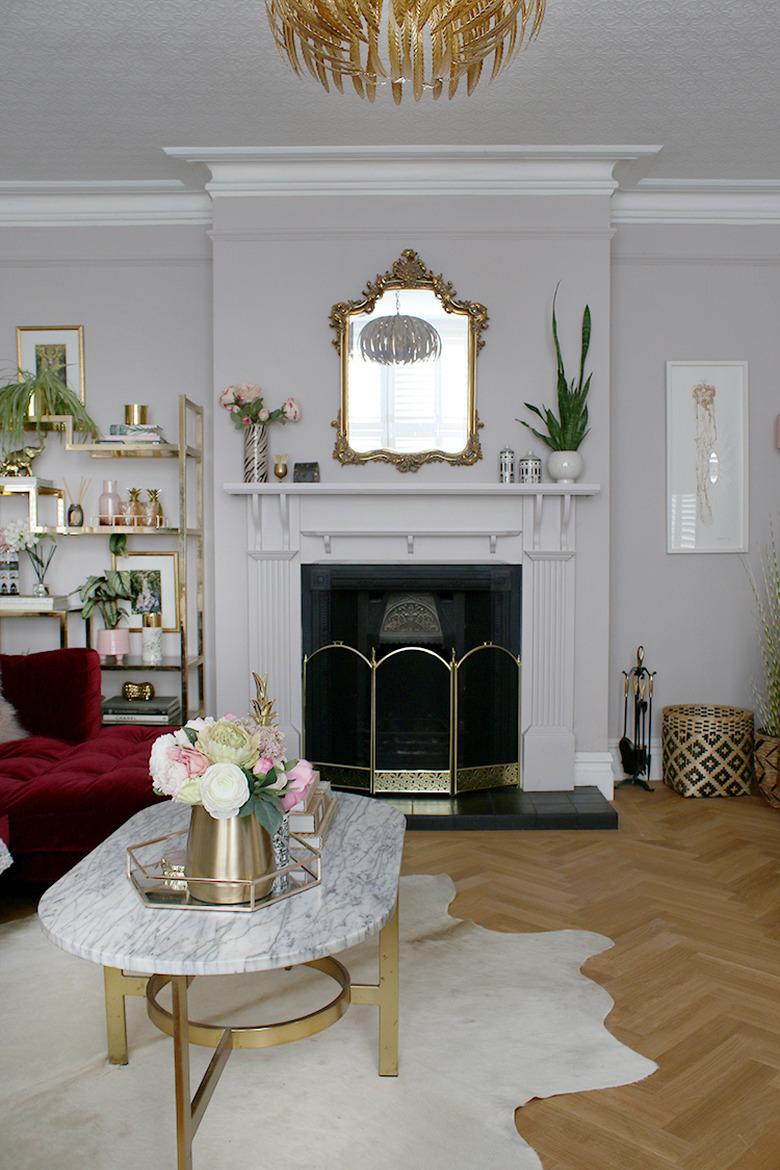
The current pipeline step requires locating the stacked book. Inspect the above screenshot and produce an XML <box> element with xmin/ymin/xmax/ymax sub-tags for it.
<box><xmin>98</xmin><ymin>424</ymin><xmax>166</xmax><ymax>445</ymax></box>
<box><xmin>0</xmin><ymin>594</ymin><xmax>69</xmax><ymax>611</ymax></box>
<box><xmin>288</xmin><ymin>779</ymin><xmax>337</xmax><ymax>849</ymax></box>
<box><xmin>102</xmin><ymin>694</ymin><xmax>181</xmax><ymax>725</ymax></box>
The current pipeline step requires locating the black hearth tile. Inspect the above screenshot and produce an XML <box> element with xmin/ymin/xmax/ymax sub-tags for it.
<box><xmin>488</xmin><ymin>789</ymin><xmax>535</xmax><ymax>811</ymax></box>
<box><xmin>533</xmin><ymin>811</ymin><xmax>583</xmax><ymax>829</ymax></box>
<box><xmin>575</xmin><ymin>810</ymin><xmax>619</xmax><ymax>829</ymax></box>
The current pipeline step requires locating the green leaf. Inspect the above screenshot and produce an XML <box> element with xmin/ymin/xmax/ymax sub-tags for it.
<box><xmin>254</xmin><ymin>792</ymin><xmax>284</xmax><ymax>836</ymax></box>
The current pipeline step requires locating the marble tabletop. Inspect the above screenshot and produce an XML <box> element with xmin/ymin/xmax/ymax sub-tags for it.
<box><xmin>38</xmin><ymin>795</ymin><xmax>405</xmax><ymax>977</ymax></box>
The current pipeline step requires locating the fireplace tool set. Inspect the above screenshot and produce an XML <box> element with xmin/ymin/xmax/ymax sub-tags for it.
<box><xmin>617</xmin><ymin>646</ymin><xmax>656</xmax><ymax>792</ymax></box>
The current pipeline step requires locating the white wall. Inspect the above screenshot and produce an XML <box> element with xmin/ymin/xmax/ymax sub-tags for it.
<box><xmin>10</xmin><ymin>198</ymin><xmax>775</xmax><ymax>770</ymax></box>
<box><xmin>210</xmin><ymin>191</ymin><xmax>613</xmax><ymax>761</ymax></box>
<box><xmin>0</xmin><ymin>226</ymin><xmax>214</xmax><ymax>704</ymax></box>
<box><xmin>610</xmin><ymin>224</ymin><xmax>780</xmax><ymax>743</ymax></box>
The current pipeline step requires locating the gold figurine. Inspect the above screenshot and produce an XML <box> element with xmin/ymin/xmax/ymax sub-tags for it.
<box><xmin>250</xmin><ymin>672</ymin><xmax>278</xmax><ymax>727</ymax></box>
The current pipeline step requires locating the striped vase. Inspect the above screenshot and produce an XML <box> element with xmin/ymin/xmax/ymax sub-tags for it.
<box><xmin>243</xmin><ymin>423</ymin><xmax>269</xmax><ymax>483</ymax></box>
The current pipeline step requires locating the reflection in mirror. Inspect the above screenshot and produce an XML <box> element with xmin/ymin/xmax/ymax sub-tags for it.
<box><xmin>331</xmin><ymin>251</ymin><xmax>488</xmax><ymax>473</ymax></box>
<box><xmin>348</xmin><ymin>289</ymin><xmax>469</xmax><ymax>456</ymax></box>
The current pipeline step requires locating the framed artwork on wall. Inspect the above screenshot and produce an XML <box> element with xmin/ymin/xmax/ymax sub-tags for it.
<box><xmin>16</xmin><ymin>325</ymin><xmax>86</xmax><ymax>403</ymax></box>
<box><xmin>112</xmin><ymin>551</ymin><xmax>179</xmax><ymax>631</ymax></box>
<box><xmin>666</xmin><ymin>361</ymin><xmax>748</xmax><ymax>554</ymax></box>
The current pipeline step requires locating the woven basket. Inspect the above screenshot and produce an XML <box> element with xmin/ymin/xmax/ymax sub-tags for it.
<box><xmin>755</xmin><ymin>730</ymin><xmax>780</xmax><ymax>808</ymax></box>
<box><xmin>662</xmin><ymin>704</ymin><xmax>754</xmax><ymax>798</ymax></box>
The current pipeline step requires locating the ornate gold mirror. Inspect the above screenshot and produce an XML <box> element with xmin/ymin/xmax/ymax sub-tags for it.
<box><xmin>330</xmin><ymin>250</ymin><xmax>488</xmax><ymax>472</ymax></box>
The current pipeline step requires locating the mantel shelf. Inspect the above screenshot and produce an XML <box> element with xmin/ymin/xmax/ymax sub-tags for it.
<box><xmin>224</xmin><ymin>482</ymin><xmax>600</xmax><ymax>497</ymax></box>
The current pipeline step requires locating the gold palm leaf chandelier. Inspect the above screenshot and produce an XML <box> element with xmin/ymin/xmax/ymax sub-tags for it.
<box><xmin>266</xmin><ymin>0</ymin><xmax>546</xmax><ymax>103</ymax></box>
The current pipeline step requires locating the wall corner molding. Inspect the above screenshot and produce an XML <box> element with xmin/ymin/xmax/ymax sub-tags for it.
<box><xmin>163</xmin><ymin>144</ymin><xmax>663</xmax><ymax>199</ymax></box>
<box><xmin>613</xmin><ymin>178</ymin><xmax>780</xmax><ymax>225</ymax></box>
<box><xmin>0</xmin><ymin>180</ymin><xmax>211</xmax><ymax>228</ymax></box>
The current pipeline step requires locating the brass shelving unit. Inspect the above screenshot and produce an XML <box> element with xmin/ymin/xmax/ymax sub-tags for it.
<box><xmin>0</xmin><ymin>395</ymin><xmax>205</xmax><ymax>720</ymax></box>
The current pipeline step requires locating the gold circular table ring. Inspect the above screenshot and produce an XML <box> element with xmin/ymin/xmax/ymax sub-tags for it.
<box><xmin>145</xmin><ymin>956</ymin><xmax>351</xmax><ymax>1050</ymax></box>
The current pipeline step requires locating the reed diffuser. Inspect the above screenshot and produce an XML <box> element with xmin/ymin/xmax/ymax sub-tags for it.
<box><xmin>63</xmin><ymin>477</ymin><xmax>90</xmax><ymax>528</ymax></box>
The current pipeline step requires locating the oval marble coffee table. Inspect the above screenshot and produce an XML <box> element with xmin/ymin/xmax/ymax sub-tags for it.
<box><xmin>38</xmin><ymin>793</ymin><xmax>405</xmax><ymax>1170</ymax></box>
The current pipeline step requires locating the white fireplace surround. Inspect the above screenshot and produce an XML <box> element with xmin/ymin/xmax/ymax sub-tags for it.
<box><xmin>225</xmin><ymin>481</ymin><xmax>612</xmax><ymax>798</ymax></box>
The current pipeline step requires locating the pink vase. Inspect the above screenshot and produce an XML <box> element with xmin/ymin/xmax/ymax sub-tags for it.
<box><xmin>97</xmin><ymin>627</ymin><xmax>130</xmax><ymax>665</ymax></box>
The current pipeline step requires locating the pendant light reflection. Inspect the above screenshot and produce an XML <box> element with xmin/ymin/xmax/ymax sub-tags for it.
<box><xmin>359</xmin><ymin>293</ymin><xmax>442</xmax><ymax>366</ymax></box>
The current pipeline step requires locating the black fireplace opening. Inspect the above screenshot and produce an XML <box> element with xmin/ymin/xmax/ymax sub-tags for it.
<box><xmin>302</xmin><ymin>564</ymin><xmax>521</xmax><ymax>661</ymax></box>
<box><xmin>302</xmin><ymin>565</ymin><xmax>521</xmax><ymax>793</ymax></box>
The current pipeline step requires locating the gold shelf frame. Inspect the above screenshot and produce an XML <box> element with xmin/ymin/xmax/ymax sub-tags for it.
<box><xmin>0</xmin><ymin>397</ymin><xmax>205</xmax><ymax>718</ymax></box>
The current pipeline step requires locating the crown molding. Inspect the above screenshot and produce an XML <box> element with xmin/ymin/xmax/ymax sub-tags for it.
<box><xmin>0</xmin><ymin>181</ymin><xmax>211</xmax><ymax>227</ymax></box>
<box><xmin>613</xmin><ymin>178</ymin><xmax>780</xmax><ymax>225</ymax></box>
<box><xmin>163</xmin><ymin>145</ymin><xmax>663</xmax><ymax>198</ymax></box>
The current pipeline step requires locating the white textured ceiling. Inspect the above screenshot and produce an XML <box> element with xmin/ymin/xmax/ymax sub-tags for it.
<box><xmin>1</xmin><ymin>0</ymin><xmax>779</xmax><ymax>184</ymax></box>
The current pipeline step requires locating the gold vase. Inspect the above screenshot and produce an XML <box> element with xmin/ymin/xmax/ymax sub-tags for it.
<box><xmin>185</xmin><ymin>805</ymin><xmax>274</xmax><ymax>905</ymax></box>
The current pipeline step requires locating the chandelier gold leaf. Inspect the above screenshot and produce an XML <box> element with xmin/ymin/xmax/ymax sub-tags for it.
<box><xmin>265</xmin><ymin>0</ymin><xmax>545</xmax><ymax>102</ymax></box>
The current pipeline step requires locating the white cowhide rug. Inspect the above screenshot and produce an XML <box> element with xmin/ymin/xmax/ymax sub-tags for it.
<box><xmin>0</xmin><ymin>875</ymin><xmax>655</xmax><ymax>1170</ymax></box>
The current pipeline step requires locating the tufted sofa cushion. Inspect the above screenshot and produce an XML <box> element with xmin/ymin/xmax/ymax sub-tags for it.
<box><xmin>0</xmin><ymin>648</ymin><xmax>103</xmax><ymax>742</ymax></box>
<box><xmin>0</xmin><ymin>725</ymin><xmax>165</xmax><ymax>883</ymax></box>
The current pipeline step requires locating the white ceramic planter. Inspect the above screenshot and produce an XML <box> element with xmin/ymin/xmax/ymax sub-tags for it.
<box><xmin>546</xmin><ymin>450</ymin><xmax>584</xmax><ymax>484</ymax></box>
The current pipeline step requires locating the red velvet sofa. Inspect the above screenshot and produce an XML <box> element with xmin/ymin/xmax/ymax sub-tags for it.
<box><xmin>0</xmin><ymin>648</ymin><xmax>164</xmax><ymax>884</ymax></box>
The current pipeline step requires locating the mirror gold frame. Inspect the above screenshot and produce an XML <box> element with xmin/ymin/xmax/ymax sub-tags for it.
<box><xmin>330</xmin><ymin>250</ymin><xmax>488</xmax><ymax>473</ymax></box>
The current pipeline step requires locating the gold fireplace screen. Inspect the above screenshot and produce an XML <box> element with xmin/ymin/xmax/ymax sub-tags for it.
<box><xmin>303</xmin><ymin>643</ymin><xmax>521</xmax><ymax>796</ymax></box>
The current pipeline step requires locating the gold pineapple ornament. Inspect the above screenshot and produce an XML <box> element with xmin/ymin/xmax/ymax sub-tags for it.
<box><xmin>145</xmin><ymin>488</ymin><xmax>164</xmax><ymax>528</ymax></box>
<box><xmin>125</xmin><ymin>487</ymin><xmax>144</xmax><ymax>527</ymax></box>
<box><xmin>251</xmin><ymin>672</ymin><xmax>278</xmax><ymax>727</ymax></box>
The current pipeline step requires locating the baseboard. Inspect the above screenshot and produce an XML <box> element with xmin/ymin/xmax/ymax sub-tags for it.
<box><xmin>574</xmin><ymin>752</ymin><xmax>615</xmax><ymax>800</ymax></box>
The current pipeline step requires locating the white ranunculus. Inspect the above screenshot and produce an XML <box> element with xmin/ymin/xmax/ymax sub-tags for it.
<box><xmin>149</xmin><ymin>733</ymin><xmax>189</xmax><ymax>797</ymax></box>
<box><xmin>200</xmin><ymin>763</ymin><xmax>250</xmax><ymax>820</ymax></box>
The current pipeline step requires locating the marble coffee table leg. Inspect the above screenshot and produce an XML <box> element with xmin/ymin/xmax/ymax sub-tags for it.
<box><xmin>351</xmin><ymin>897</ymin><xmax>399</xmax><ymax>1076</ymax></box>
<box><xmin>103</xmin><ymin>966</ymin><xmax>149</xmax><ymax>1065</ymax></box>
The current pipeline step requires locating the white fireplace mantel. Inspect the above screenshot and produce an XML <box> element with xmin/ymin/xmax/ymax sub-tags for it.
<box><xmin>225</xmin><ymin>481</ymin><xmax>602</xmax><ymax>794</ymax></box>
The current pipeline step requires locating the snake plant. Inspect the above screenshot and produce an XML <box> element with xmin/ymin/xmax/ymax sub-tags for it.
<box><xmin>519</xmin><ymin>285</ymin><xmax>592</xmax><ymax>451</ymax></box>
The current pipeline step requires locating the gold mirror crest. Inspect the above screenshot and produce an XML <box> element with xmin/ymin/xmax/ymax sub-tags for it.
<box><xmin>330</xmin><ymin>250</ymin><xmax>487</xmax><ymax>473</ymax></box>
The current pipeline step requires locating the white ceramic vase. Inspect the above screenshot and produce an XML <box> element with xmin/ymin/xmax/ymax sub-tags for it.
<box><xmin>546</xmin><ymin>450</ymin><xmax>584</xmax><ymax>484</ymax></box>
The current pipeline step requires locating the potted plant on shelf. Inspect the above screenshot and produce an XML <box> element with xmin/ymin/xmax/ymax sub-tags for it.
<box><xmin>517</xmin><ymin>285</ymin><xmax>592</xmax><ymax>483</ymax></box>
<box><xmin>76</xmin><ymin>570</ymin><xmax>135</xmax><ymax>664</ymax></box>
<box><xmin>0</xmin><ymin>366</ymin><xmax>99</xmax><ymax>454</ymax></box>
<box><xmin>748</xmin><ymin>531</ymin><xmax>780</xmax><ymax>807</ymax></box>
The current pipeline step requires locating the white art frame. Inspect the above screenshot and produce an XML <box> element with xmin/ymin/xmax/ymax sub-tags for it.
<box><xmin>666</xmin><ymin>361</ymin><xmax>749</xmax><ymax>554</ymax></box>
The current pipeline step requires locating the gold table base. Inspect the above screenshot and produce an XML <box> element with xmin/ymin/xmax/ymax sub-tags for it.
<box><xmin>102</xmin><ymin>901</ymin><xmax>399</xmax><ymax>1170</ymax></box>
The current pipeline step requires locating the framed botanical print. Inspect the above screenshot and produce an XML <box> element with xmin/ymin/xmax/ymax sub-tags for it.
<box><xmin>666</xmin><ymin>361</ymin><xmax>748</xmax><ymax>553</ymax></box>
<box><xmin>16</xmin><ymin>325</ymin><xmax>85</xmax><ymax>402</ymax></box>
<box><xmin>112</xmin><ymin>551</ymin><xmax>179</xmax><ymax>631</ymax></box>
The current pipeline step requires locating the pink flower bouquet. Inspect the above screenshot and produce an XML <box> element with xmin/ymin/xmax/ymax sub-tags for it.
<box><xmin>149</xmin><ymin>713</ymin><xmax>316</xmax><ymax>836</ymax></box>
<box><xmin>219</xmin><ymin>384</ymin><xmax>302</xmax><ymax>432</ymax></box>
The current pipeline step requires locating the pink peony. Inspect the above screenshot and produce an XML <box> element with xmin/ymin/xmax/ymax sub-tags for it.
<box><xmin>253</xmin><ymin>755</ymin><xmax>275</xmax><ymax>776</ymax></box>
<box><xmin>168</xmin><ymin>745</ymin><xmax>210</xmax><ymax>777</ymax></box>
<box><xmin>235</xmin><ymin>383</ymin><xmax>263</xmax><ymax>404</ymax></box>
<box><xmin>281</xmin><ymin>758</ymin><xmax>316</xmax><ymax>810</ymax></box>
<box><xmin>283</xmin><ymin>397</ymin><xmax>301</xmax><ymax>423</ymax></box>
<box><xmin>242</xmin><ymin>416</ymin><xmax>251</xmax><ymax>427</ymax></box>
<box><xmin>218</xmin><ymin>387</ymin><xmax>236</xmax><ymax>408</ymax></box>
<box><xmin>258</xmin><ymin>407</ymin><xmax>270</xmax><ymax>422</ymax></box>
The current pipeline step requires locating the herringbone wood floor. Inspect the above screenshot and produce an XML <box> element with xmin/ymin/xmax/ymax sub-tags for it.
<box><xmin>402</xmin><ymin>786</ymin><xmax>780</xmax><ymax>1170</ymax></box>
<box><xmin>3</xmin><ymin>787</ymin><xmax>778</xmax><ymax>1167</ymax></box>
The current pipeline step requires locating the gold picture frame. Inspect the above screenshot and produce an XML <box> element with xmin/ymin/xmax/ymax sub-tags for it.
<box><xmin>16</xmin><ymin>325</ymin><xmax>86</xmax><ymax>404</ymax></box>
<box><xmin>112</xmin><ymin>550</ymin><xmax>180</xmax><ymax>633</ymax></box>
<box><xmin>330</xmin><ymin>250</ymin><xmax>487</xmax><ymax>473</ymax></box>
